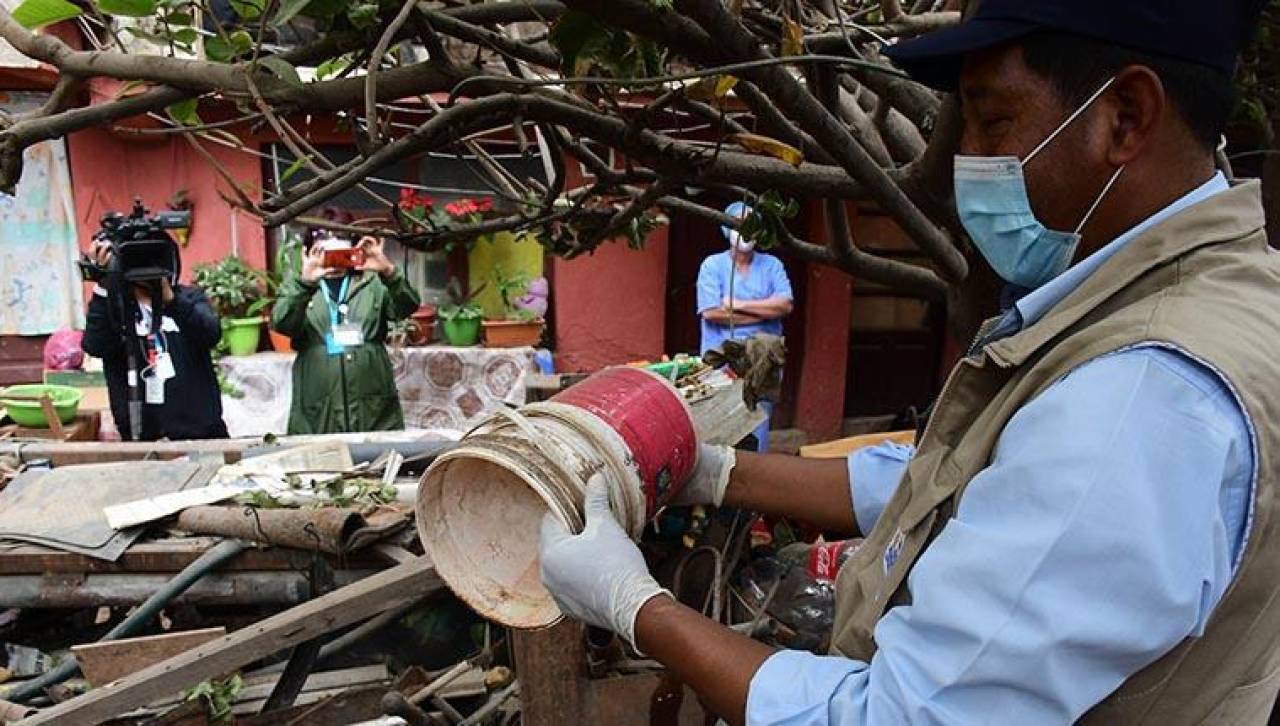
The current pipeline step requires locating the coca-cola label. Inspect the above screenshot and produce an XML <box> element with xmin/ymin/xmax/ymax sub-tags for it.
<box><xmin>807</xmin><ymin>540</ymin><xmax>849</xmax><ymax>583</ymax></box>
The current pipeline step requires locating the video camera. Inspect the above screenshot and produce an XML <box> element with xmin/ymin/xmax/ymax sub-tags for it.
<box><xmin>79</xmin><ymin>199</ymin><xmax>191</xmax><ymax>284</ymax></box>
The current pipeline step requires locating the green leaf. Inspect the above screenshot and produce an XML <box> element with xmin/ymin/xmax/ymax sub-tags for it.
<box><xmin>345</xmin><ymin>2</ymin><xmax>377</xmax><ymax>28</ymax></box>
<box><xmin>258</xmin><ymin>56</ymin><xmax>301</xmax><ymax>86</ymax></box>
<box><xmin>11</xmin><ymin>0</ymin><xmax>83</xmax><ymax>29</ymax></box>
<box><xmin>229</xmin><ymin>0</ymin><xmax>263</xmax><ymax>19</ymax></box>
<box><xmin>272</xmin><ymin>0</ymin><xmax>313</xmax><ymax>24</ymax></box>
<box><xmin>549</xmin><ymin>10</ymin><xmax>610</xmax><ymax>75</ymax></box>
<box><xmin>166</xmin><ymin>98</ymin><xmax>200</xmax><ymax>126</ymax></box>
<box><xmin>95</xmin><ymin>0</ymin><xmax>157</xmax><ymax>17</ymax></box>
<box><xmin>204</xmin><ymin>29</ymin><xmax>252</xmax><ymax>62</ymax></box>
<box><xmin>279</xmin><ymin>154</ymin><xmax>311</xmax><ymax>182</ymax></box>
<box><xmin>162</xmin><ymin>10</ymin><xmax>192</xmax><ymax>24</ymax></box>
<box><xmin>314</xmin><ymin>54</ymin><xmax>350</xmax><ymax>81</ymax></box>
<box><xmin>171</xmin><ymin>27</ymin><xmax>198</xmax><ymax>45</ymax></box>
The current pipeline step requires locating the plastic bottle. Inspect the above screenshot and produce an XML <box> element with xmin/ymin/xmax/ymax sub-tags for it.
<box><xmin>739</xmin><ymin>538</ymin><xmax>862</xmax><ymax>652</ymax></box>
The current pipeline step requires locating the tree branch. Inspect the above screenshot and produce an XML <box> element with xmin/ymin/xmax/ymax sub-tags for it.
<box><xmin>675</xmin><ymin>0</ymin><xmax>967</xmax><ymax>282</ymax></box>
<box><xmin>822</xmin><ymin>197</ymin><xmax>946</xmax><ymax>299</ymax></box>
<box><xmin>366</xmin><ymin>0</ymin><xmax>421</xmax><ymax>147</ymax></box>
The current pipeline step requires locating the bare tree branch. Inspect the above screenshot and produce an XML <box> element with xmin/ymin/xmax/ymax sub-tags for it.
<box><xmin>674</xmin><ymin>0</ymin><xmax>967</xmax><ymax>281</ymax></box>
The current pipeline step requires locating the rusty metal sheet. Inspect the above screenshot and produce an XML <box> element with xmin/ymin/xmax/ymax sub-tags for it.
<box><xmin>175</xmin><ymin>506</ymin><xmax>408</xmax><ymax>554</ymax></box>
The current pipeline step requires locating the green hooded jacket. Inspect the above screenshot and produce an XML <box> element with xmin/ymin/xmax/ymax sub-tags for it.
<box><xmin>272</xmin><ymin>269</ymin><xmax>420</xmax><ymax>434</ymax></box>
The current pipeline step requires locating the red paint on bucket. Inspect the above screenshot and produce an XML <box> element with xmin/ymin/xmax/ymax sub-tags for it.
<box><xmin>550</xmin><ymin>367</ymin><xmax>696</xmax><ymax>513</ymax></box>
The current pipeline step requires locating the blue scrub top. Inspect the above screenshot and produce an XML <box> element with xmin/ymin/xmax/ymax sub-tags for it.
<box><xmin>696</xmin><ymin>250</ymin><xmax>793</xmax><ymax>354</ymax></box>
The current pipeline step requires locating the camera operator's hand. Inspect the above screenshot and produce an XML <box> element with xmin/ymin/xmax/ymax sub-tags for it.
<box><xmin>300</xmin><ymin>245</ymin><xmax>336</xmax><ymax>284</ymax></box>
<box><xmin>357</xmin><ymin>236</ymin><xmax>395</xmax><ymax>278</ymax></box>
<box><xmin>91</xmin><ymin>240</ymin><xmax>113</xmax><ymax>270</ymax></box>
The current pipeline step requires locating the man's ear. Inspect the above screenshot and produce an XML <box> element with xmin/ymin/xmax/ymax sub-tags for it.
<box><xmin>1105</xmin><ymin>65</ymin><xmax>1166</xmax><ymax>168</ymax></box>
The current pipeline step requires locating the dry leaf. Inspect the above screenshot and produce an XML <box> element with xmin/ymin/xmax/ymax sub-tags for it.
<box><xmin>782</xmin><ymin>18</ymin><xmax>804</xmax><ymax>57</ymax></box>
<box><xmin>730</xmin><ymin>133</ymin><xmax>805</xmax><ymax>167</ymax></box>
<box><xmin>714</xmin><ymin>74</ymin><xmax>739</xmax><ymax>98</ymax></box>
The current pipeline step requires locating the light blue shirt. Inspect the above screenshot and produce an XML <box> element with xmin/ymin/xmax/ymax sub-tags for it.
<box><xmin>697</xmin><ymin>251</ymin><xmax>793</xmax><ymax>354</ymax></box>
<box><xmin>747</xmin><ymin>173</ymin><xmax>1257</xmax><ymax>724</ymax></box>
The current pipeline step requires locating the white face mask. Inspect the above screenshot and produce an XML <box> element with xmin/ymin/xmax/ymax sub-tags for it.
<box><xmin>727</xmin><ymin>230</ymin><xmax>755</xmax><ymax>253</ymax></box>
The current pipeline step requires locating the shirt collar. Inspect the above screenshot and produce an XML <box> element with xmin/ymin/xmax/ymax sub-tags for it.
<box><xmin>1004</xmin><ymin>172</ymin><xmax>1230</xmax><ymax>334</ymax></box>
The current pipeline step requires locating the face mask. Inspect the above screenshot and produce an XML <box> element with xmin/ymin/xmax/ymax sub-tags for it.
<box><xmin>954</xmin><ymin>77</ymin><xmax>1126</xmax><ymax>290</ymax></box>
<box><xmin>727</xmin><ymin>230</ymin><xmax>755</xmax><ymax>253</ymax></box>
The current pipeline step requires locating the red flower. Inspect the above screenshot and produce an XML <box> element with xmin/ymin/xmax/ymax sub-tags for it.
<box><xmin>475</xmin><ymin>197</ymin><xmax>493</xmax><ymax>213</ymax></box>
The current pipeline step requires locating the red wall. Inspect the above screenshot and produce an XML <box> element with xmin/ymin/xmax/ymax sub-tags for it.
<box><xmin>790</xmin><ymin>202</ymin><xmax>852</xmax><ymax>441</ymax></box>
<box><xmin>551</xmin><ymin>227</ymin><xmax>670</xmax><ymax>371</ymax></box>
<box><xmin>66</xmin><ymin>127</ymin><xmax>266</xmax><ymax>283</ymax></box>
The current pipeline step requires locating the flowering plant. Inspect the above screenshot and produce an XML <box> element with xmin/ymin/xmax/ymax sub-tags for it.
<box><xmin>398</xmin><ymin>188</ymin><xmax>436</xmax><ymax>222</ymax></box>
<box><xmin>444</xmin><ymin>196</ymin><xmax>494</xmax><ymax>225</ymax></box>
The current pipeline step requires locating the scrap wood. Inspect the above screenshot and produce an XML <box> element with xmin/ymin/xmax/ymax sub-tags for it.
<box><xmin>798</xmin><ymin>430</ymin><xmax>916</xmax><ymax>459</ymax></box>
<box><xmin>2</xmin><ymin>539</ymin><xmax>249</xmax><ymax>706</ymax></box>
<box><xmin>175</xmin><ymin>506</ymin><xmax>409</xmax><ymax>555</ymax></box>
<box><xmin>0</xmin><ymin>537</ymin><xmax>387</xmax><ymax>576</ymax></box>
<box><xmin>0</xmin><ymin>698</ymin><xmax>35</xmax><ymax>721</ymax></box>
<box><xmin>72</xmin><ymin>628</ymin><xmax>226</xmax><ymax>687</ymax></box>
<box><xmin>13</xmin><ymin>557</ymin><xmax>440</xmax><ymax>725</ymax></box>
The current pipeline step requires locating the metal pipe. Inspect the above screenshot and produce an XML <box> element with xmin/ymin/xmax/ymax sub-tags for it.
<box><xmin>5</xmin><ymin>539</ymin><xmax>249</xmax><ymax>703</ymax></box>
<box><xmin>457</xmin><ymin>681</ymin><xmax>520</xmax><ymax>726</ymax></box>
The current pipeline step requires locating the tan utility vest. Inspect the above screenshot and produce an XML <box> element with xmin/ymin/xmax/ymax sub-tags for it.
<box><xmin>830</xmin><ymin>181</ymin><xmax>1280</xmax><ymax>724</ymax></box>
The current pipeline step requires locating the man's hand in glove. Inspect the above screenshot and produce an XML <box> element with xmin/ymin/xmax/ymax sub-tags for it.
<box><xmin>668</xmin><ymin>444</ymin><xmax>736</xmax><ymax>507</ymax></box>
<box><xmin>539</xmin><ymin>474</ymin><xmax>669</xmax><ymax>647</ymax></box>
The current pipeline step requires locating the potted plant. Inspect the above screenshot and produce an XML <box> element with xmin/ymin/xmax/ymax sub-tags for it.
<box><xmin>193</xmin><ymin>256</ymin><xmax>269</xmax><ymax>356</ymax></box>
<box><xmin>407</xmin><ymin>305</ymin><xmax>437</xmax><ymax>345</ymax></box>
<box><xmin>438</xmin><ymin>278</ymin><xmax>484</xmax><ymax>347</ymax></box>
<box><xmin>483</xmin><ymin>265</ymin><xmax>546</xmax><ymax>348</ymax></box>
<box><xmin>264</xmin><ymin>235</ymin><xmax>303</xmax><ymax>353</ymax></box>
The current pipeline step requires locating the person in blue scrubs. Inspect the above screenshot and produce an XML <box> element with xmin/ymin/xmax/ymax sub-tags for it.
<box><xmin>536</xmin><ymin>2</ymin><xmax>1280</xmax><ymax>724</ymax></box>
<box><xmin>697</xmin><ymin>201</ymin><xmax>793</xmax><ymax>452</ymax></box>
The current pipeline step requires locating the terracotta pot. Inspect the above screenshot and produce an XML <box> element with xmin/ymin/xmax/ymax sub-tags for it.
<box><xmin>408</xmin><ymin>305</ymin><xmax>437</xmax><ymax>346</ymax></box>
<box><xmin>268</xmin><ymin>328</ymin><xmax>293</xmax><ymax>353</ymax></box>
<box><xmin>482</xmin><ymin>319</ymin><xmax>544</xmax><ymax>348</ymax></box>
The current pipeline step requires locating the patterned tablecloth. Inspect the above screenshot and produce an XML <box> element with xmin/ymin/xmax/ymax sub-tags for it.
<box><xmin>219</xmin><ymin>346</ymin><xmax>536</xmax><ymax>438</ymax></box>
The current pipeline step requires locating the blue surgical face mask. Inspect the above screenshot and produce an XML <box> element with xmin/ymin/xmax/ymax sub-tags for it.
<box><xmin>954</xmin><ymin>77</ymin><xmax>1126</xmax><ymax>290</ymax></box>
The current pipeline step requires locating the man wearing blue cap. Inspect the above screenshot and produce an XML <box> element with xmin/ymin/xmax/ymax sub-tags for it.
<box><xmin>696</xmin><ymin>201</ymin><xmax>794</xmax><ymax>452</ymax></box>
<box><xmin>539</xmin><ymin>2</ymin><xmax>1280</xmax><ymax>724</ymax></box>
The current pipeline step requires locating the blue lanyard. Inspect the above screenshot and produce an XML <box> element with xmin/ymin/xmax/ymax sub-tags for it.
<box><xmin>324</xmin><ymin>276</ymin><xmax>351</xmax><ymax>327</ymax></box>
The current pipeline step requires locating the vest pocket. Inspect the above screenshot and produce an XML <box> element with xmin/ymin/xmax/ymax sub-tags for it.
<box><xmin>1198</xmin><ymin>659</ymin><xmax>1280</xmax><ymax>725</ymax></box>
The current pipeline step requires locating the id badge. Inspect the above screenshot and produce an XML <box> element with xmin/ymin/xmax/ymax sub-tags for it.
<box><xmin>143</xmin><ymin>371</ymin><xmax>165</xmax><ymax>405</ymax></box>
<box><xmin>332</xmin><ymin>322</ymin><xmax>363</xmax><ymax>347</ymax></box>
<box><xmin>154</xmin><ymin>352</ymin><xmax>176</xmax><ymax>380</ymax></box>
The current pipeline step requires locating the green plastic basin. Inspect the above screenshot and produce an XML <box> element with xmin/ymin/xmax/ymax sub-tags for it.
<box><xmin>1</xmin><ymin>384</ymin><xmax>83</xmax><ymax>427</ymax></box>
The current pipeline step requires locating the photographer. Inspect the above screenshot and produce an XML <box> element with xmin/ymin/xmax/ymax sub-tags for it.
<box><xmin>271</xmin><ymin>231</ymin><xmax>419</xmax><ymax>434</ymax></box>
<box><xmin>81</xmin><ymin>241</ymin><xmax>228</xmax><ymax>441</ymax></box>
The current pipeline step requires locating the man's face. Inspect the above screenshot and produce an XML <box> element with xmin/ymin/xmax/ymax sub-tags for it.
<box><xmin>958</xmin><ymin>44</ymin><xmax>1116</xmax><ymax>235</ymax></box>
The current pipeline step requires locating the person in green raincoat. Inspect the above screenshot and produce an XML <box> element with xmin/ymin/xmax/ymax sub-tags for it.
<box><xmin>272</xmin><ymin>232</ymin><xmax>420</xmax><ymax>434</ymax></box>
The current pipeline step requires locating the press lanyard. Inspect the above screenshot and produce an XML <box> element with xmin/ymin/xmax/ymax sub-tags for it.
<box><xmin>324</xmin><ymin>276</ymin><xmax>351</xmax><ymax>327</ymax></box>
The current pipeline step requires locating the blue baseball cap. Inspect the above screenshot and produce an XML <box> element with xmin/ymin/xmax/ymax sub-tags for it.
<box><xmin>883</xmin><ymin>0</ymin><xmax>1255</xmax><ymax>91</ymax></box>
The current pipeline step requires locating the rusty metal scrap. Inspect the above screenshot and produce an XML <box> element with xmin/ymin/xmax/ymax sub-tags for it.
<box><xmin>175</xmin><ymin>506</ymin><xmax>409</xmax><ymax>555</ymax></box>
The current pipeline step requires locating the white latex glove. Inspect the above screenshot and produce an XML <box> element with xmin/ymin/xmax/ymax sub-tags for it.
<box><xmin>539</xmin><ymin>474</ymin><xmax>669</xmax><ymax>648</ymax></box>
<box><xmin>667</xmin><ymin>444</ymin><xmax>736</xmax><ymax>507</ymax></box>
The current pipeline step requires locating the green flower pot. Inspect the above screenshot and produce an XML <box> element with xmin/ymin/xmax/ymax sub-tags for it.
<box><xmin>223</xmin><ymin>317</ymin><xmax>263</xmax><ymax>356</ymax></box>
<box><xmin>442</xmin><ymin>317</ymin><xmax>482</xmax><ymax>347</ymax></box>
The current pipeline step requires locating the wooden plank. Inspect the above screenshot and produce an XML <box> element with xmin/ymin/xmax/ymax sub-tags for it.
<box><xmin>589</xmin><ymin>673</ymin><xmax>706</xmax><ymax>726</ymax></box>
<box><xmin>73</xmin><ymin>628</ymin><xmax>226</xmax><ymax>687</ymax></box>
<box><xmin>16</xmin><ymin>557</ymin><xmax>440</xmax><ymax>726</ymax></box>
<box><xmin>0</xmin><ymin>538</ymin><xmax>385</xmax><ymax>575</ymax></box>
<box><xmin>512</xmin><ymin>620</ymin><xmax>589</xmax><ymax>726</ymax></box>
<box><xmin>798</xmin><ymin>429</ymin><xmax>916</xmax><ymax>459</ymax></box>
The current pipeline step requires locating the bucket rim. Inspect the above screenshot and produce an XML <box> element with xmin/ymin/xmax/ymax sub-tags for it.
<box><xmin>418</xmin><ymin>450</ymin><xmax>570</xmax><ymax>628</ymax></box>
